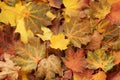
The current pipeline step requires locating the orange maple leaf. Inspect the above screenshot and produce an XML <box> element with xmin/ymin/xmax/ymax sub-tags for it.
<box><xmin>63</xmin><ymin>48</ymin><xmax>87</xmax><ymax>72</ymax></box>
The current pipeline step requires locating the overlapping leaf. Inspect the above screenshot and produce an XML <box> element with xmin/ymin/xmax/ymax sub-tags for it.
<box><xmin>12</xmin><ymin>37</ymin><xmax>46</xmax><ymax>71</ymax></box>
<box><xmin>90</xmin><ymin>0</ymin><xmax>111</xmax><ymax>20</ymax></box>
<box><xmin>0</xmin><ymin>53</ymin><xmax>20</xmax><ymax>80</ymax></box>
<box><xmin>63</xmin><ymin>48</ymin><xmax>87</xmax><ymax>72</ymax></box>
<box><xmin>63</xmin><ymin>18</ymin><xmax>91</xmax><ymax>48</ymax></box>
<box><xmin>36</xmin><ymin>55</ymin><xmax>63</xmax><ymax>80</ymax></box>
<box><xmin>86</xmin><ymin>49</ymin><xmax>115</xmax><ymax>72</ymax></box>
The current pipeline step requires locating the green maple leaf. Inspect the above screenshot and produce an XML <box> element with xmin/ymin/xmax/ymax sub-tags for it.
<box><xmin>90</xmin><ymin>0</ymin><xmax>111</xmax><ymax>20</ymax></box>
<box><xmin>23</xmin><ymin>2</ymin><xmax>51</xmax><ymax>34</ymax></box>
<box><xmin>12</xmin><ymin>37</ymin><xmax>46</xmax><ymax>72</ymax></box>
<box><xmin>36</xmin><ymin>55</ymin><xmax>63</xmax><ymax>80</ymax></box>
<box><xmin>86</xmin><ymin>49</ymin><xmax>115</xmax><ymax>72</ymax></box>
<box><xmin>63</xmin><ymin>18</ymin><xmax>91</xmax><ymax>48</ymax></box>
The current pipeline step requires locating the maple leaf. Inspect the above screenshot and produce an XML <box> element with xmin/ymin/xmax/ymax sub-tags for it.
<box><xmin>92</xmin><ymin>71</ymin><xmax>107</xmax><ymax>80</ymax></box>
<box><xmin>48</xmin><ymin>0</ymin><xmax>62</xmax><ymax>8</ymax></box>
<box><xmin>90</xmin><ymin>0</ymin><xmax>111</xmax><ymax>20</ymax></box>
<box><xmin>86</xmin><ymin>31</ymin><xmax>103</xmax><ymax>50</ymax></box>
<box><xmin>106</xmin><ymin>2</ymin><xmax>120</xmax><ymax>24</ymax></box>
<box><xmin>86</xmin><ymin>49</ymin><xmax>115</xmax><ymax>72</ymax></box>
<box><xmin>73</xmin><ymin>69</ymin><xmax>93</xmax><ymax>80</ymax></box>
<box><xmin>36</xmin><ymin>55</ymin><xmax>63</xmax><ymax>80</ymax></box>
<box><xmin>0</xmin><ymin>53</ymin><xmax>20</xmax><ymax>80</ymax></box>
<box><xmin>63</xmin><ymin>18</ymin><xmax>91</xmax><ymax>48</ymax></box>
<box><xmin>107</xmin><ymin>0</ymin><xmax>120</xmax><ymax>5</ymax></box>
<box><xmin>63</xmin><ymin>48</ymin><xmax>87</xmax><ymax>72</ymax></box>
<box><xmin>12</xmin><ymin>37</ymin><xmax>46</xmax><ymax>72</ymax></box>
<box><xmin>50</xmin><ymin>33</ymin><xmax>70</xmax><ymax>50</ymax></box>
<box><xmin>63</xmin><ymin>0</ymin><xmax>88</xmax><ymax>17</ymax></box>
<box><xmin>23</xmin><ymin>2</ymin><xmax>51</xmax><ymax>34</ymax></box>
<box><xmin>37</xmin><ymin>26</ymin><xmax>53</xmax><ymax>41</ymax></box>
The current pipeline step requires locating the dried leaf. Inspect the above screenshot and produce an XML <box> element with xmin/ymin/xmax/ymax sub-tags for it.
<box><xmin>0</xmin><ymin>53</ymin><xmax>20</xmax><ymax>80</ymax></box>
<box><xmin>36</xmin><ymin>55</ymin><xmax>63</xmax><ymax>80</ymax></box>
<box><xmin>63</xmin><ymin>48</ymin><xmax>87</xmax><ymax>72</ymax></box>
<box><xmin>63</xmin><ymin>18</ymin><xmax>91</xmax><ymax>48</ymax></box>
<box><xmin>50</xmin><ymin>33</ymin><xmax>70</xmax><ymax>50</ymax></box>
<box><xmin>86</xmin><ymin>49</ymin><xmax>115</xmax><ymax>72</ymax></box>
<box><xmin>12</xmin><ymin>37</ymin><xmax>46</xmax><ymax>71</ymax></box>
<box><xmin>86</xmin><ymin>31</ymin><xmax>103</xmax><ymax>50</ymax></box>
<box><xmin>113</xmin><ymin>51</ymin><xmax>120</xmax><ymax>65</ymax></box>
<box><xmin>4</xmin><ymin>0</ymin><xmax>19</xmax><ymax>6</ymax></box>
<box><xmin>92</xmin><ymin>71</ymin><xmax>107</xmax><ymax>80</ymax></box>
<box><xmin>90</xmin><ymin>0</ymin><xmax>111</xmax><ymax>20</ymax></box>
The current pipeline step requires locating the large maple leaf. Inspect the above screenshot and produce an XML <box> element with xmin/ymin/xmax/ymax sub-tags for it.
<box><xmin>86</xmin><ymin>49</ymin><xmax>115</xmax><ymax>72</ymax></box>
<box><xmin>63</xmin><ymin>48</ymin><xmax>87</xmax><ymax>72</ymax></box>
<box><xmin>90</xmin><ymin>0</ymin><xmax>111</xmax><ymax>20</ymax></box>
<box><xmin>63</xmin><ymin>18</ymin><xmax>91</xmax><ymax>48</ymax></box>
<box><xmin>36</xmin><ymin>55</ymin><xmax>63</xmax><ymax>80</ymax></box>
<box><xmin>12</xmin><ymin>37</ymin><xmax>46</xmax><ymax>72</ymax></box>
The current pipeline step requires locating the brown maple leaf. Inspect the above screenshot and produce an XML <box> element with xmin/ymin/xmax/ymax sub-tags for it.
<box><xmin>63</xmin><ymin>48</ymin><xmax>87</xmax><ymax>72</ymax></box>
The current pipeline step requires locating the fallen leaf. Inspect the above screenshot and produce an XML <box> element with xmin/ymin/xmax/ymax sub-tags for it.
<box><xmin>37</xmin><ymin>26</ymin><xmax>53</xmax><ymax>41</ymax></box>
<box><xmin>36</xmin><ymin>55</ymin><xmax>63</xmax><ymax>80</ymax></box>
<box><xmin>86</xmin><ymin>49</ymin><xmax>115</xmax><ymax>72</ymax></box>
<box><xmin>86</xmin><ymin>31</ymin><xmax>103</xmax><ymax>50</ymax></box>
<box><xmin>50</xmin><ymin>33</ymin><xmax>70</xmax><ymax>50</ymax></box>
<box><xmin>0</xmin><ymin>53</ymin><xmax>20</xmax><ymax>80</ymax></box>
<box><xmin>63</xmin><ymin>18</ymin><xmax>91</xmax><ymax>48</ymax></box>
<box><xmin>90</xmin><ymin>0</ymin><xmax>111</xmax><ymax>20</ymax></box>
<box><xmin>12</xmin><ymin>37</ymin><xmax>46</xmax><ymax>72</ymax></box>
<box><xmin>107</xmin><ymin>0</ymin><xmax>120</xmax><ymax>5</ymax></box>
<box><xmin>63</xmin><ymin>48</ymin><xmax>87</xmax><ymax>72</ymax></box>
<box><xmin>73</xmin><ymin>69</ymin><xmax>93</xmax><ymax>80</ymax></box>
<box><xmin>108</xmin><ymin>71</ymin><xmax>120</xmax><ymax>80</ymax></box>
<box><xmin>63</xmin><ymin>0</ymin><xmax>87</xmax><ymax>17</ymax></box>
<box><xmin>106</xmin><ymin>2</ymin><xmax>120</xmax><ymax>24</ymax></box>
<box><xmin>92</xmin><ymin>71</ymin><xmax>107</xmax><ymax>80</ymax></box>
<box><xmin>4</xmin><ymin>0</ymin><xmax>19</xmax><ymax>6</ymax></box>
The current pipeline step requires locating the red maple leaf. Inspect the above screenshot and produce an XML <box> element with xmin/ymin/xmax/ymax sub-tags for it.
<box><xmin>63</xmin><ymin>48</ymin><xmax>87</xmax><ymax>72</ymax></box>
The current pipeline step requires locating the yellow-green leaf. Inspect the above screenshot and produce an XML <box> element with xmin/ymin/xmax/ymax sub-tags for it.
<box><xmin>63</xmin><ymin>18</ymin><xmax>91</xmax><ymax>48</ymax></box>
<box><xmin>50</xmin><ymin>33</ymin><xmax>70</xmax><ymax>50</ymax></box>
<box><xmin>86</xmin><ymin>49</ymin><xmax>115</xmax><ymax>72</ymax></box>
<box><xmin>12</xmin><ymin>37</ymin><xmax>46</xmax><ymax>72</ymax></box>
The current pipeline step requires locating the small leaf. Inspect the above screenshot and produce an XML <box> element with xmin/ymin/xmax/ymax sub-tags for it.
<box><xmin>63</xmin><ymin>18</ymin><xmax>91</xmax><ymax>48</ymax></box>
<box><xmin>12</xmin><ymin>37</ymin><xmax>46</xmax><ymax>72</ymax></box>
<box><xmin>63</xmin><ymin>48</ymin><xmax>87</xmax><ymax>72</ymax></box>
<box><xmin>37</xmin><ymin>26</ymin><xmax>53</xmax><ymax>41</ymax></box>
<box><xmin>4</xmin><ymin>0</ymin><xmax>19</xmax><ymax>6</ymax></box>
<box><xmin>36</xmin><ymin>55</ymin><xmax>63</xmax><ymax>80</ymax></box>
<box><xmin>90</xmin><ymin>0</ymin><xmax>111</xmax><ymax>20</ymax></box>
<box><xmin>92</xmin><ymin>71</ymin><xmax>107</xmax><ymax>80</ymax></box>
<box><xmin>48</xmin><ymin>0</ymin><xmax>62</xmax><ymax>8</ymax></box>
<box><xmin>113</xmin><ymin>51</ymin><xmax>120</xmax><ymax>65</ymax></box>
<box><xmin>50</xmin><ymin>33</ymin><xmax>70</xmax><ymax>50</ymax></box>
<box><xmin>86</xmin><ymin>49</ymin><xmax>115</xmax><ymax>72</ymax></box>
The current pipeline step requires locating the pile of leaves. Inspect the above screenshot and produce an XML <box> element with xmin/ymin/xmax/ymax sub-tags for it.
<box><xmin>0</xmin><ymin>0</ymin><xmax>120</xmax><ymax>80</ymax></box>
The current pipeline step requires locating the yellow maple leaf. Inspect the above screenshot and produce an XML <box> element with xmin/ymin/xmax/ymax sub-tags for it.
<box><xmin>0</xmin><ymin>1</ymin><xmax>24</xmax><ymax>26</ymax></box>
<box><xmin>37</xmin><ymin>26</ymin><xmax>53</xmax><ymax>41</ymax></box>
<box><xmin>50</xmin><ymin>33</ymin><xmax>70</xmax><ymax>50</ymax></box>
<box><xmin>63</xmin><ymin>0</ymin><xmax>86</xmax><ymax>17</ymax></box>
<box><xmin>92</xmin><ymin>71</ymin><xmax>107</xmax><ymax>80</ymax></box>
<box><xmin>15</xmin><ymin>18</ymin><xmax>28</xmax><ymax>43</ymax></box>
